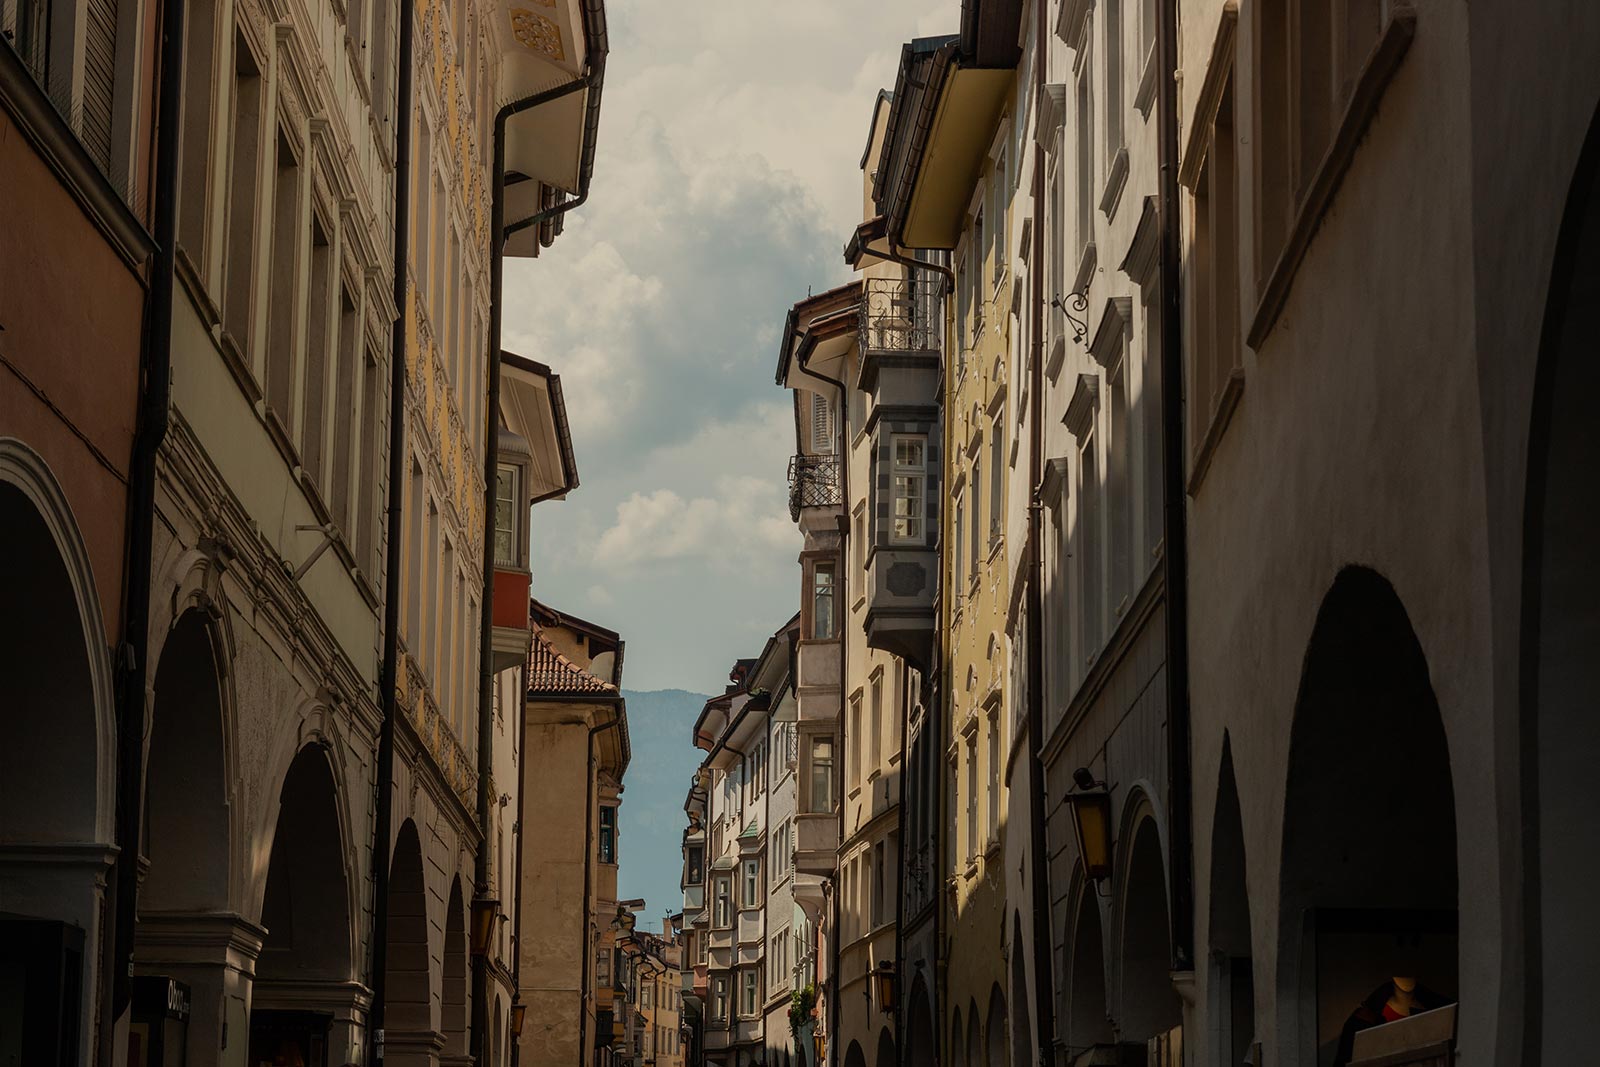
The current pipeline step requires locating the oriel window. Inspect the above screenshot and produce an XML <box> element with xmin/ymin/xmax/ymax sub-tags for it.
<box><xmin>812</xmin><ymin>564</ymin><xmax>836</xmax><ymax>640</ymax></box>
<box><xmin>598</xmin><ymin>805</ymin><xmax>616</xmax><ymax>864</ymax></box>
<box><xmin>494</xmin><ymin>464</ymin><xmax>519</xmax><ymax>566</ymax></box>
<box><xmin>891</xmin><ymin>435</ymin><xmax>927</xmax><ymax>542</ymax></box>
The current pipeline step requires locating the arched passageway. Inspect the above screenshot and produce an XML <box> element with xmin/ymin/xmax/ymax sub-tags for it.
<box><xmin>250</xmin><ymin>744</ymin><xmax>356</xmax><ymax>1064</ymax></box>
<box><xmin>906</xmin><ymin>973</ymin><xmax>934</xmax><ymax>1067</ymax></box>
<box><xmin>875</xmin><ymin>1025</ymin><xmax>896</xmax><ymax>1067</ymax></box>
<box><xmin>386</xmin><ymin>820</ymin><xmax>436</xmax><ymax>1065</ymax></box>
<box><xmin>1524</xmin><ymin>95</ymin><xmax>1600</xmax><ymax>1067</ymax></box>
<box><xmin>1208</xmin><ymin>737</ymin><xmax>1254</xmax><ymax>1066</ymax></box>
<box><xmin>844</xmin><ymin>1037</ymin><xmax>867</xmax><ymax>1067</ymax></box>
<box><xmin>965</xmin><ymin>1001</ymin><xmax>979</xmax><ymax>1067</ymax></box>
<box><xmin>1278</xmin><ymin>567</ymin><xmax>1457</xmax><ymax>1067</ymax></box>
<box><xmin>1009</xmin><ymin>913</ymin><xmax>1030</xmax><ymax>1067</ymax></box>
<box><xmin>951</xmin><ymin>1007</ymin><xmax>965</xmax><ymax>1067</ymax></box>
<box><xmin>135</xmin><ymin>608</ymin><xmax>235</xmax><ymax>1062</ymax></box>
<box><xmin>1063</xmin><ymin>881</ymin><xmax>1111</xmax><ymax>1055</ymax></box>
<box><xmin>443</xmin><ymin>876</ymin><xmax>470</xmax><ymax>1058</ymax></box>
<box><xmin>0</xmin><ymin>468</ymin><xmax>113</xmax><ymax>1067</ymax></box>
<box><xmin>1116</xmin><ymin>817</ymin><xmax>1181</xmax><ymax>1043</ymax></box>
<box><xmin>985</xmin><ymin>983</ymin><xmax>1007</xmax><ymax>1067</ymax></box>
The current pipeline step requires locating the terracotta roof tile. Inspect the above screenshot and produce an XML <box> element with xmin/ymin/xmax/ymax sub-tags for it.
<box><xmin>526</xmin><ymin>625</ymin><xmax>619</xmax><ymax>698</ymax></box>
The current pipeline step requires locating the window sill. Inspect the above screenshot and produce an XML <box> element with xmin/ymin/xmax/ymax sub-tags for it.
<box><xmin>984</xmin><ymin>837</ymin><xmax>1002</xmax><ymax>861</ymax></box>
<box><xmin>987</xmin><ymin>536</ymin><xmax>1005</xmax><ymax>564</ymax></box>
<box><xmin>963</xmin><ymin>859</ymin><xmax>980</xmax><ymax>880</ymax></box>
<box><xmin>1247</xmin><ymin>6</ymin><xmax>1417</xmax><ymax>350</ymax></box>
<box><xmin>1186</xmin><ymin>368</ymin><xmax>1245</xmax><ymax>497</ymax></box>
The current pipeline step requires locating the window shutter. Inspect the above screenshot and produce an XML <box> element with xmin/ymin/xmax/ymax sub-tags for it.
<box><xmin>810</xmin><ymin>392</ymin><xmax>832</xmax><ymax>453</ymax></box>
<box><xmin>83</xmin><ymin>0</ymin><xmax>119</xmax><ymax>171</ymax></box>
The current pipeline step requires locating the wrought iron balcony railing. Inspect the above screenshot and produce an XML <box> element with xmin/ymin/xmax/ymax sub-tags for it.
<box><xmin>787</xmin><ymin>453</ymin><xmax>842</xmax><ymax>521</ymax></box>
<box><xmin>860</xmin><ymin>274</ymin><xmax>943</xmax><ymax>353</ymax></box>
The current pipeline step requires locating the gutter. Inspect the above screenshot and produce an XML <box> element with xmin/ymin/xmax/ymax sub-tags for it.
<box><xmin>1156</xmin><ymin>0</ymin><xmax>1196</xmax><ymax>971</ymax></box>
<box><xmin>368</xmin><ymin>0</ymin><xmax>416</xmax><ymax>1058</ymax></box>
<box><xmin>1023</xmin><ymin>1</ymin><xmax>1056</xmax><ymax>1062</ymax></box>
<box><xmin>475</xmin><ymin>1</ymin><xmax>609</xmax><ymax>1060</ymax></box>
<box><xmin>109</xmin><ymin>0</ymin><xmax>185</xmax><ymax>1051</ymax></box>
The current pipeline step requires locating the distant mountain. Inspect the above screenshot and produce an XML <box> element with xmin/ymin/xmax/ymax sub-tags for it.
<box><xmin>618</xmin><ymin>688</ymin><xmax>710</xmax><ymax>924</ymax></box>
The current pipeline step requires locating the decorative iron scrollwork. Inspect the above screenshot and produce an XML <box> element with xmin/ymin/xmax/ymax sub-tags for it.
<box><xmin>861</xmin><ymin>274</ymin><xmax>943</xmax><ymax>353</ymax></box>
<box><xmin>1052</xmin><ymin>288</ymin><xmax>1091</xmax><ymax>345</ymax></box>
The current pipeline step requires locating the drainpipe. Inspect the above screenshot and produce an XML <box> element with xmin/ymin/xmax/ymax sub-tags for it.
<box><xmin>1156</xmin><ymin>0</ymin><xmax>1195</xmax><ymax>971</ymax></box>
<box><xmin>367</xmin><ymin>0</ymin><xmax>415</xmax><ymax>1058</ymax></box>
<box><xmin>1024</xmin><ymin>1</ymin><xmax>1057</xmax><ymax>1063</ymax></box>
<box><xmin>475</xmin><ymin>5</ymin><xmax>607</xmax><ymax>1061</ymax></box>
<box><xmin>893</xmin><ymin>677</ymin><xmax>909</xmax><ymax>1067</ymax></box>
<box><xmin>510</xmin><ymin>659</ymin><xmax>529</xmax><ymax>1067</ymax></box>
<box><xmin>109</xmin><ymin>0</ymin><xmax>185</xmax><ymax>1053</ymax></box>
<box><xmin>796</xmin><ymin>342</ymin><xmax>848</xmax><ymax>1067</ymax></box>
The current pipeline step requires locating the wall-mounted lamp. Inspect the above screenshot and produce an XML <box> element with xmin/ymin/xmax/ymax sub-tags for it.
<box><xmin>510</xmin><ymin>1001</ymin><xmax>527</xmax><ymax>1037</ymax></box>
<box><xmin>869</xmin><ymin>961</ymin><xmax>896</xmax><ymax>1013</ymax></box>
<box><xmin>1065</xmin><ymin>767</ymin><xmax>1113</xmax><ymax>886</ymax></box>
<box><xmin>471</xmin><ymin>897</ymin><xmax>502</xmax><ymax>956</ymax></box>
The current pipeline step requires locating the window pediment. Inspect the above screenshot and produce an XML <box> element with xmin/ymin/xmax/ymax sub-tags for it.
<box><xmin>1088</xmin><ymin>297</ymin><xmax>1133</xmax><ymax>368</ymax></box>
<box><xmin>1064</xmin><ymin>373</ymin><xmax>1100</xmax><ymax>440</ymax></box>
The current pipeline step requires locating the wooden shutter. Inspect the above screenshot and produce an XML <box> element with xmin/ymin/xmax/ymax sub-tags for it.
<box><xmin>83</xmin><ymin>0</ymin><xmax>119</xmax><ymax>170</ymax></box>
<box><xmin>810</xmin><ymin>392</ymin><xmax>832</xmax><ymax>454</ymax></box>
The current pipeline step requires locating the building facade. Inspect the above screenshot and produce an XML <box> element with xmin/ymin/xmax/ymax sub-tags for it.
<box><xmin>518</xmin><ymin>605</ymin><xmax>630</xmax><ymax>1067</ymax></box>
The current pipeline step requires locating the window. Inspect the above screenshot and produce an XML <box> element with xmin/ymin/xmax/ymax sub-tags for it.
<box><xmin>686</xmin><ymin>845</ymin><xmax>704</xmax><ymax>886</ymax></box>
<box><xmin>969</xmin><ymin>466</ymin><xmax>982</xmax><ymax>577</ymax></box>
<box><xmin>1105</xmin><ymin>0</ymin><xmax>1125</xmax><ymax>165</ymax></box>
<box><xmin>1078</xmin><ymin>427</ymin><xmax>1103</xmax><ymax>661</ymax></box>
<box><xmin>965</xmin><ymin>732</ymin><xmax>978</xmax><ymax>860</ymax></box>
<box><xmin>642</xmin><ymin>983</ymin><xmax>654</xmax><ymax>1009</ymax></box>
<box><xmin>741</xmin><ymin>970</ymin><xmax>759</xmax><ymax>1017</ymax></box>
<box><xmin>871</xmin><ymin>842</ymin><xmax>886</xmax><ymax>928</ymax></box>
<box><xmin>849</xmin><ymin>694</ymin><xmax>862</xmax><ymax>792</ymax></box>
<box><xmin>711</xmin><ymin>976</ymin><xmax>729</xmax><ymax>1022</ymax></box>
<box><xmin>1075</xmin><ymin>34</ymin><xmax>1095</xmax><ymax>258</ymax></box>
<box><xmin>1142</xmin><ymin>291</ymin><xmax>1164</xmax><ymax>561</ymax></box>
<box><xmin>597</xmin><ymin>949</ymin><xmax>610</xmax><ymax>987</ymax></box>
<box><xmin>891</xmin><ymin>436</ymin><xmax>927</xmax><ymax>542</ymax></box>
<box><xmin>868</xmin><ymin>676</ymin><xmax>882</xmax><ymax>775</ymax></box>
<box><xmin>742</xmin><ymin>859</ymin><xmax>760</xmax><ymax>908</ymax></box>
<box><xmin>812</xmin><ymin>564</ymin><xmax>835</xmax><ymax>640</ymax></box>
<box><xmin>991</xmin><ymin>150</ymin><xmax>1007</xmax><ymax>285</ymax></box>
<box><xmin>494</xmin><ymin>465</ymin><xmax>519</xmax><ymax>566</ymax></box>
<box><xmin>599</xmin><ymin>806</ymin><xmax>616</xmax><ymax>864</ymax></box>
<box><xmin>303</xmin><ymin>219</ymin><xmax>333</xmax><ymax>483</ymax></box>
<box><xmin>986</xmin><ymin>711</ymin><xmax>1000</xmax><ymax>840</ymax></box>
<box><xmin>1108</xmin><ymin>351</ymin><xmax>1133</xmax><ymax>610</ymax></box>
<box><xmin>810</xmin><ymin>736</ymin><xmax>835</xmax><ymax>813</ymax></box>
<box><xmin>266</xmin><ymin>130</ymin><xmax>302</xmax><ymax>426</ymax></box>
<box><xmin>357</xmin><ymin>344</ymin><xmax>382</xmax><ymax>572</ymax></box>
<box><xmin>713</xmin><ymin>877</ymin><xmax>731</xmax><ymax>928</ymax></box>
<box><xmin>224</xmin><ymin>41</ymin><xmax>263</xmax><ymax>349</ymax></box>
<box><xmin>989</xmin><ymin>418</ymin><xmax>1005</xmax><ymax>541</ymax></box>
<box><xmin>972</xmin><ymin>208</ymin><xmax>985</xmax><ymax>313</ymax></box>
<box><xmin>953</xmin><ymin>492</ymin><xmax>965</xmax><ymax>593</ymax></box>
<box><xmin>698</xmin><ymin>932</ymin><xmax>709</xmax><ymax>965</ymax></box>
<box><xmin>1189</xmin><ymin>68</ymin><xmax>1242</xmax><ymax>467</ymax></box>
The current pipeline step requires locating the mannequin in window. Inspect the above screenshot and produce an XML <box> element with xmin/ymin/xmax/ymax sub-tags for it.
<box><xmin>1333</xmin><ymin>976</ymin><xmax>1450</xmax><ymax>1067</ymax></box>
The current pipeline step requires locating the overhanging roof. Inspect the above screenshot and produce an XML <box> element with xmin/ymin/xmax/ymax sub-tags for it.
<box><xmin>500</xmin><ymin>352</ymin><xmax>579</xmax><ymax>504</ymax></box>
<box><xmin>902</xmin><ymin>64</ymin><xmax>1014</xmax><ymax>249</ymax></box>
<box><xmin>489</xmin><ymin>0</ymin><xmax>608</xmax><ymax>257</ymax></box>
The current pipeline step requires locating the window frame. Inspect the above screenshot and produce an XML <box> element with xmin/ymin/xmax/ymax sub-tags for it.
<box><xmin>890</xmin><ymin>434</ymin><xmax>927</xmax><ymax>544</ymax></box>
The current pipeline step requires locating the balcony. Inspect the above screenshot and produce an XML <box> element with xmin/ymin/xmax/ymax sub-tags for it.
<box><xmin>860</xmin><ymin>274</ymin><xmax>942</xmax><ymax>355</ymax></box>
<box><xmin>787</xmin><ymin>453</ymin><xmax>841</xmax><ymax>521</ymax></box>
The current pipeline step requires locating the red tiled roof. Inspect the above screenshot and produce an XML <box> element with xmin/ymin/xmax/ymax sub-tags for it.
<box><xmin>526</xmin><ymin>625</ymin><xmax>619</xmax><ymax>698</ymax></box>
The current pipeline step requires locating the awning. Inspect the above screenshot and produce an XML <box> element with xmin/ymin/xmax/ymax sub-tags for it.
<box><xmin>902</xmin><ymin>64</ymin><xmax>1013</xmax><ymax>249</ymax></box>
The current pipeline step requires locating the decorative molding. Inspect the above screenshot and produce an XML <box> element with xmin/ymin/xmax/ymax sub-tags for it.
<box><xmin>1098</xmin><ymin>146</ymin><xmax>1129</xmax><ymax>221</ymax></box>
<box><xmin>1179</xmin><ymin>1</ymin><xmax>1239</xmax><ymax>190</ymax></box>
<box><xmin>1040</xmin><ymin>456</ymin><xmax>1070</xmax><ymax>508</ymax></box>
<box><xmin>1248</xmin><ymin>6</ymin><xmax>1417</xmax><ymax>349</ymax></box>
<box><xmin>1056</xmin><ymin>0</ymin><xmax>1094</xmax><ymax>49</ymax></box>
<box><xmin>1073</xmin><ymin>241</ymin><xmax>1098</xmax><ymax>297</ymax></box>
<box><xmin>1134</xmin><ymin>41</ymin><xmax>1158</xmax><ymax>120</ymax></box>
<box><xmin>1119</xmin><ymin>196</ymin><xmax>1160</xmax><ymax>284</ymax></box>
<box><xmin>1036</xmin><ymin>82</ymin><xmax>1068</xmax><ymax>147</ymax></box>
<box><xmin>1088</xmin><ymin>297</ymin><xmax>1132</xmax><ymax>367</ymax></box>
<box><xmin>1064</xmin><ymin>373</ymin><xmax>1100</xmax><ymax>439</ymax></box>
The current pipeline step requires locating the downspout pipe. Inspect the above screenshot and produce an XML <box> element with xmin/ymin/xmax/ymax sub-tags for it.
<box><xmin>893</xmin><ymin>677</ymin><xmax>910</xmax><ymax>1067</ymax></box>
<box><xmin>1024</xmin><ymin>0</ymin><xmax>1056</xmax><ymax>1061</ymax></box>
<box><xmin>475</xmin><ymin>4</ymin><xmax>607</xmax><ymax>1060</ymax></box>
<box><xmin>510</xmin><ymin>659</ymin><xmax>529</xmax><ymax>1067</ymax></box>
<box><xmin>797</xmin><ymin>339</ymin><xmax>848</xmax><ymax>1067</ymax></box>
<box><xmin>369</xmin><ymin>0</ymin><xmax>416</xmax><ymax>1060</ymax></box>
<box><xmin>1156</xmin><ymin>0</ymin><xmax>1196</xmax><ymax>971</ymax></box>
<box><xmin>110</xmin><ymin>0</ymin><xmax>185</xmax><ymax>1049</ymax></box>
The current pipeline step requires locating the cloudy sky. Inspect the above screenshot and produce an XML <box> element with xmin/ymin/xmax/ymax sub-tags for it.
<box><xmin>503</xmin><ymin>0</ymin><xmax>952</xmax><ymax>693</ymax></box>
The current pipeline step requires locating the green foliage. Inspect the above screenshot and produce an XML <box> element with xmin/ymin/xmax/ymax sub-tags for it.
<box><xmin>788</xmin><ymin>984</ymin><xmax>817</xmax><ymax>1034</ymax></box>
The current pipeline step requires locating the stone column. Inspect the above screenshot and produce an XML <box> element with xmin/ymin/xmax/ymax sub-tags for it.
<box><xmin>133</xmin><ymin>911</ymin><xmax>267</xmax><ymax>1067</ymax></box>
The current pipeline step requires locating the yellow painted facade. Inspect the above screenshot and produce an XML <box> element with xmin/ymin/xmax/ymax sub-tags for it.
<box><xmin>939</xmin><ymin>73</ymin><xmax>1018</xmax><ymax>1067</ymax></box>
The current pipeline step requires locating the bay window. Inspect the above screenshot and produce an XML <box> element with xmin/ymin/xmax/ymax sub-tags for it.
<box><xmin>812</xmin><ymin>564</ymin><xmax>836</xmax><ymax>640</ymax></box>
<box><xmin>810</xmin><ymin>736</ymin><xmax>835</xmax><ymax>813</ymax></box>
<box><xmin>494</xmin><ymin>464</ymin><xmax>520</xmax><ymax>566</ymax></box>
